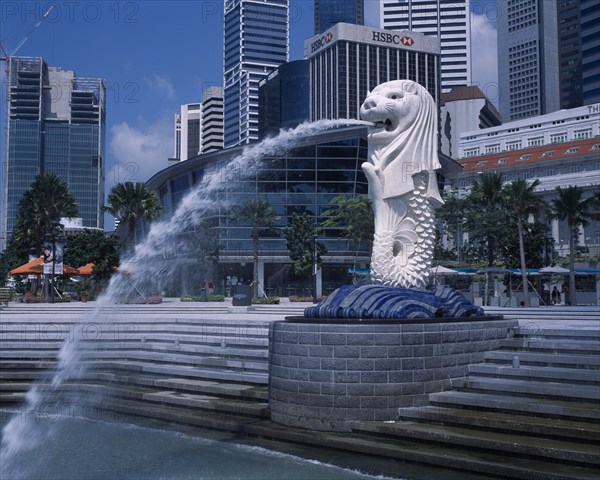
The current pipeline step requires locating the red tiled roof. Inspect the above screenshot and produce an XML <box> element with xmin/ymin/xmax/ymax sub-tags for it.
<box><xmin>459</xmin><ymin>137</ymin><xmax>600</xmax><ymax>173</ymax></box>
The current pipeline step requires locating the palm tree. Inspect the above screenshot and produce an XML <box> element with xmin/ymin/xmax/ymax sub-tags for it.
<box><xmin>503</xmin><ymin>179</ymin><xmax>547</xmax><ymax>307</ymax></box>
<box><xmin>104</xmin><ymin>182</ymin><xmax>163</xmax><ymax>246</ymax></box>
<box><xmin>551</xmin><ymin>186</ymin><xmax>594</xmax><ymax>306</ymax></box>
<box><xmin>12</xmin><ymin>173</ymin><xmax>79</xmax><ymax>256</ymax></box>
<box><xmin>231</xmin><ymin>199</ymin><xmax>280</xmax><ymax>298</ymax></box>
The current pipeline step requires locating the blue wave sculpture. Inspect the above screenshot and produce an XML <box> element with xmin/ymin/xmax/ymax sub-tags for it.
<box><xmin>304</xmin><ymin>284</ymin><xmax>483</xmax><ymax>319</ymax></box>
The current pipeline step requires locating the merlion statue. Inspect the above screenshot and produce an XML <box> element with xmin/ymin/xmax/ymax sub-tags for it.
<box><xmin>360</xmin><ymin>80</ymin><xmax>444</xmax><ymax>288</ymax></box>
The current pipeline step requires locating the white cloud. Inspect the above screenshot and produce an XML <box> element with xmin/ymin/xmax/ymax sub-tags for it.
<box><xmin>108</xmin><ymin>117</ymin><xmax>172</xmax><ymax>190</ymax></box>
<box><xmin>470</xmin><ymin>13</ymin><xmax>499</xmax><ymax>108</ymax></box>
<box><xmin>146</xmin><ymin>73</ymin><xmax>175</xmax><ymax>99</ymax></box>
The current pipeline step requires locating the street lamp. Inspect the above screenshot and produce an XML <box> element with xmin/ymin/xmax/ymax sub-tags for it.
<box><xmin>43</xmin><ymin>223</ymin><xmax>65</xmax><ymax>303</ymax></box>
<box><xmin>312</xmin><ymin>233</ymin><xmax>318</xmax><ymax>303</ymax></box>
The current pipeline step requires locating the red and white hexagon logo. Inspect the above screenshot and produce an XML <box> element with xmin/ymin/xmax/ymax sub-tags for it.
<box><xmin>401</xmin><ymin>36</ymin><xmax>414</xmax><ymax>46</ymax></box>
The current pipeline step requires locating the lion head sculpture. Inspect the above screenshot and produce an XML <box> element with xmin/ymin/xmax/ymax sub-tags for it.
<box><xmin>360</xmin><ymin>80</ymin><xmax>441</xmax><ymax>203</ymax></box>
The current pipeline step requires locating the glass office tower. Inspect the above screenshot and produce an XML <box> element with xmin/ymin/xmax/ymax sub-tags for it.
<box><xmin>1</xmin><ymin>57</ymin><xmax>105</xmax><ymax>251</ymax></box>
<box><xmin>314</xmin><ymin>0</ymin><xmax>363</xmax><ymax>34</ymax></box>
<box><xmin>223</xmin><ymin>0</ymin><xmax>289</xmax><ymax>148</ymax></box>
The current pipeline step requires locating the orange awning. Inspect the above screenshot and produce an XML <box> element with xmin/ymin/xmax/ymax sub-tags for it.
<box><xmin>77</xmin><ymin>262</ymin><xmax>95</xmax><ymax>275</ymax></box>
<box><xmin>10</xmin><ymin>257</ymin><xmax>80</xmax><ymax>276</ymax></box>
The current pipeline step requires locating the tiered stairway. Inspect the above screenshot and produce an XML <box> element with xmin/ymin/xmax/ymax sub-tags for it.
<box><xmin>0</xmin><ymin>310</ymin><xmax>271</xmax><ymax>431</ymax></box>
<box><xmin>351</xmin><ymin>325</ymin><xmax>600</xmax><ymax>480</ymax></box>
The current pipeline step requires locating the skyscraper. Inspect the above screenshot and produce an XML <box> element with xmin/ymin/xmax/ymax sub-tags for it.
<box><xmin>223</xmin><ymin>0</ymin><xmax>289</xmax><ymax>148</ymax></box>
<box><xmin>1</xmin><ymin>57</ymin><xmax>105</xmax><ymax>251</ymax></box>
<box><xmin>497</xmin><ymin>0</ymin><xmax>559</xmax><ymax>121</ymax></box>
<box><xmin>558</xmin><ymin>0</ymin><xmax>583</xmax><ymax>109</ymax></box>
<box><xmin>380</xmin><ymin>0</ymin><xmax>471</xmax><ymax>92</ymax></box>
<box><xmin>201</xmin><ymin>86</ymin><xmax>224</xmax><ymax>154</ymax></box>
<box><xmin>581</xmin><ymin>0</ymin><xmax>600</xmax><ymax>105</ymax></box>
<box><xmin>175</xmin><ymin>103</ymin><xmax>202</xmax><ymax>161</ymax></box>
<box><xmin>314</xmin><ymin>0</ymin><xmax>363</xmax><ymax>34</ymax></box>
<box><xmin>305</xmin><ymin>23</ymin><xmax>440</xmax><ymax>122</ymax></box>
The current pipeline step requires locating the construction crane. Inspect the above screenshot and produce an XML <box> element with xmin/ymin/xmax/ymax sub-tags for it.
<box><xmin>0</xmin><ymin>4</ymin><xmax>55</xmax><ymax>61</ymax></box>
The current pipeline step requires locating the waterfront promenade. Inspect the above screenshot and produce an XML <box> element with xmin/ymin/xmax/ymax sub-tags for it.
<box><xmin>1</xmin><ymin>299</ymin><xmax>598</xmax><ymax>479</ymax></box>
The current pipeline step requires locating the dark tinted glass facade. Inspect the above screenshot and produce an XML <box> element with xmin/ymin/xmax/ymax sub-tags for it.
<box><xmin>258</xmin><ymin>60</ymin><xmax>309</xmax><ymax>138</ymax></box>
<box><xmin>315</xmin><ymin>0</ymin><xmax>363</xmax><ymax>34</ymax></box>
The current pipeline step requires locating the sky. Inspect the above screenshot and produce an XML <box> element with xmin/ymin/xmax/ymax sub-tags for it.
<box><xmin>0</xmin><ymin>0</ymin><xmax>498</xmax><ymax>226</ymax></box>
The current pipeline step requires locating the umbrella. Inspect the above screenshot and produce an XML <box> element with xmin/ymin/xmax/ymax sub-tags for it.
<box><xmin>431</xmin><ymin>266</ymin><xmax>459</xmax><ymax>275</ymax></box>
<box><xmin>476</xmin><ymin>267</ymin><xmax>513</xmax><ymax>275</ymax></box>
<box><xmin>9</xmin><ymin>257</ymin><xmax>80</xmax><ymax>276</ymax></box>
<box><xmin>539</xmin><ymin>265</ymin><xmax>570</xmax><ymax>274</ymax></box>
<box><xmin>77</xmin><ymin>262</ymin><xmax>96</xmax><ymax>275</ymax></box>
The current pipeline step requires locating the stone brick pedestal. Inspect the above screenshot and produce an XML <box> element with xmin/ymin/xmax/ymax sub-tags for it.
<box><xmin>269</xmin><ymin>318</ymin><xmax>518</xmax><ymax>431</ymax></box>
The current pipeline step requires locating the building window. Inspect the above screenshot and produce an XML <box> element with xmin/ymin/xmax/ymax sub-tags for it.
<box><xmin>476</xmin><ymin>160</ymin><xmax>488</xmax><ymax>167</ymax></box>
<box><xmin>485</xmin><ymin>144</ymin><xmax>501</xmax><ymax>154</ymax></box>
<box><xmin>540</xmin><ymin>150</ymin><xmax>554</xmax><ymax>158</ymax></box>
<box><xmin>497</xmin><ymin>157</ymin><xmax>508</xmax><ymax>164</ymax></box>
<box><xmin>519</xmin><ymin>154</ymin><xmax>531</xmax><ymax>161</ymax></box>
<box><xmin>464</xmin><ymin>148</ymin><xmax>480</xmax><ymax>158</ymax></box>
<box><xmin>528</xmin><ymin>137</ymin><xmax>544</xmax><ymax>147</ymax></box>
<box><xmin>550</xmin><ymin>133</ymin><xmax>567</xmax><ymax>144</ymax></box>
<box><xmin>565</xmin><ymin>146</ymin><xmax>580</xmax><ymax>154</ymax></box>
<box><xmin>506</xmin><ymin>141</ymin><xmax>521</xmax><ymax>151</ymax></box>
<box><xmin>573</xmin><ymin>129</ymin><xmax>592</xmax><ymax>140</ymax></box>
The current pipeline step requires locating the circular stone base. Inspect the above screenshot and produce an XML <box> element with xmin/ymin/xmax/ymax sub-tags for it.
<box><xmin>269</xmin><ymin>317</ymin><xmax>518</xmax><ymax>431</ymax></box>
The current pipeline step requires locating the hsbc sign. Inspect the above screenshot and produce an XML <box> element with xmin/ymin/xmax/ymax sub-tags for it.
<box><xmin>310</xmin><ymin>31</ymin><xmax>334</xmax><ymax>53</ymax></box>
<box><xmin>372</xmin><ymin>31</ymin><xmax>415</xmax><ymax>47</ymax></box>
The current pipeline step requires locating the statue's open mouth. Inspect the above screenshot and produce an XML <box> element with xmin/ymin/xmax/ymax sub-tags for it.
<box><xmin>373</xmin><ymin>119</ymin><xmax>393</xmax><ymax>132</ymax></box>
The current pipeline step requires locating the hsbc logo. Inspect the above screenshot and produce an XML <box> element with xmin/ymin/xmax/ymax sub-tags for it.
<box><xmin>372</xmin><ymin>31</ymin><xmax>415</xmax><ymax>47</ymax></box>
<box><xmin>310</xmin><ymin>31</ymin><xmax>334</xmax><ymax>53</ymax></box>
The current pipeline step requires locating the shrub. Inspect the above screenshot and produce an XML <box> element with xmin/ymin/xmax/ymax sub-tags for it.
<box><xmin>23</xmin><ymin>296</ymin><xmax>45</xmax><ymax>303</ymax></box>
<box><xmin>207</xmin><ymin>294</ymin><xmax>225</xmax><ymax>302</ymax></box>
<box><xmin>252</xmin><ymin>296</ymin><xmax>280</xmax><ymax>305</ymax></box>
<box><xmin>289</xmin><ymin>295</ymin><xmax>326</xmax><ymax>302</ymax></box>
<box><xmin>143</xmin><ymin>296</ymin><xmax>163</xmax><ymax>304</ymax></box>
<box><xmin>181</xmin><ymin>295</ymin><xmax>202</xmax><ymax>302</ymax></box>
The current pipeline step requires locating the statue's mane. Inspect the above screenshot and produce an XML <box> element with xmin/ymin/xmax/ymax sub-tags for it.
<box><xmin>368</xmin><ymin>80</ymin><xmax>440</xmax><ymax>200</ymax></box>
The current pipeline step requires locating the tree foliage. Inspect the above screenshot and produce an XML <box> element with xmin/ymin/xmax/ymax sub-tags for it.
<box><xmin>551</xmin><ymin>186</ymin><xmax>595</xmax><ymax>305</ymax></box>
<box><xmin>321</xmin><ymin>195</ymin><xmax>374</xmax><ymax>248</ymax></box>
<box><xmin>502</xmin><ymin>178</ymin><xmax>547</xmax><ymax>306</ymax></box>
<box><xmin>0</xmin><ymin>173</ymin><xmax>79</xmax><ymax>285</ymax></box>
<box><xmin>63</xmin><ymin>229</ymin><xmax>120</xmax><ymax>283</ymax></box>
<box><xmin>284</xmin><ymin>212</ymin><xmax>327</xmax><ymax>277</ymax></box>
<box><xmin>231</xmin><ymin>199</ymin><xmax>280</xmax><ymax>297</ymax></box>
<box><xmin>103</xmin><ymin>182</ymin><xmax>163</xmax><ymax>246</ymax></box>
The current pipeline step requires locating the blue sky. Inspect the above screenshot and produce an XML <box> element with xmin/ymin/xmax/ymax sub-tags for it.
<box><xmin>1</xmin><ymin>0</ymin><xmax>498</xmax><ymax>226</ymax></box>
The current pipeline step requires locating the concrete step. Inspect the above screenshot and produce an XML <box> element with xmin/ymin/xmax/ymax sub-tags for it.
<box><xmin>429</xmin><ymin>391</ymin><xmax>600</xmax><ymax>421</ymax></box>
<box><xmin>350</xmin><ymin>420</ymin><xmax>600</xmax><ymax>466</ymax></box>
<box><xmin>514</xmin><ymin>328</ymin><xmax>600</xmax><ymax>341</ymax></box>
<box><xmin>246</xmin><ymin>420</ymin><xmax>600</xmax><ymax>480</ymax></box>
<box><xmin>499</xmin><ymin>338</ymin><xmax>600</xmax><ymax>355</ymax></box>
<box><xmin>451</xmin><ymin>376</ymin><xmax>600</xmax><ymax>401</ymax></box>
<box><xmin>87</xmin><ymin>397</ymin><xmax>263</xmax><ymax>433</ymax></box>
<box><xmin>91</xmin><ymin>360</ymin><xmax>268</xmax><ymax>385</ymax></box>
<box><xmin>397</xmin><ymin>406</ymin><xmax>600</xmax><ymax>442</ymax></box>
<box><xmin>484</xmin><ymin>351</ymin><xmax>600</xmax><ymax>369</ymax></box>
<box><xmin>467</xmin><ymin>363</ymin><xmax>600</xmax><ymax>385</ymax></box>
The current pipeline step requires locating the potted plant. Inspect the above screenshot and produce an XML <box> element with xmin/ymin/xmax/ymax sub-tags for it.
<box><xmin>76</xmin><ymin>279</ymin><xmax>91</xmax><ymax>302</ymax></box>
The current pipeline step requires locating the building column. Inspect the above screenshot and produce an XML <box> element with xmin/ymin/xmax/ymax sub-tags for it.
<box><xmin>551</xmin><ymin>219</ymin><xmax>560</xmax><ymax>244</ymax></box>
<box><xmin>316</xmin><ymin>268</ymin><xmax>322</xmax><ymax>297</ymax></box>
<box><xmin>258</xmin><ymin>259</ymin><xmax>265</xmax><ymax>296</ymax></box>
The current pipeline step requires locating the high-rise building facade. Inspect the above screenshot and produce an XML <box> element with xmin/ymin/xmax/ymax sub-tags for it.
<box><xmin>380</xmin><ymin>0</ymin><xmax>471</xmax><ymax>92</ymax></box>
<box><xmin>497</xmin><ymin>0</ymin><xmax>560</xmax><ymax>121</ymax></box>
<box><xmin>175</xmin><ymin>103</ymin><xmax>202</xmax><ymax>161</ymax></box>
<box><xmin>1</xmin><ymin>57</ymin><xmax>105</xmax><ymax>251</ymax></box>
<box><xmin>314</xmin><ymin>0</ymin><xmax>363</xmax><ymax>34</ymax></box>
<box><xmin>258</xmin><ymin>60</ymin><xmax>309</xmax><ymax>138</ymax></box>
<box><xmin>223</xmin><ymin>0</ymin><xmax>289</xmax><ymax>148</ymax></box>
<box><xmin>558</xmin><ymin>0</ymin><xmax>583</xmax><ymax>109</ymax></box>
<box><xmin>581</xmin><ymin>0</ymin><xmax>600</xmax><ymax>105</ymax></box>
<box><xmin>201</xmin><ymin>86</ymin><xmax>224</xmax><ymax>154</ymax></box>
<box><xmin>305</xmin><ymin>23</ymin><xmax>440</xmax><ymax>122</ymax></box>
